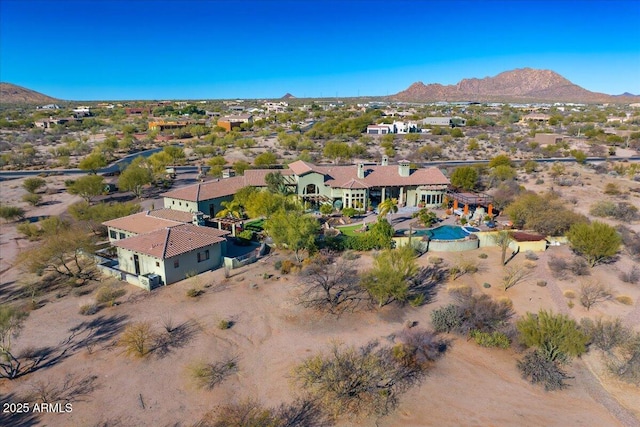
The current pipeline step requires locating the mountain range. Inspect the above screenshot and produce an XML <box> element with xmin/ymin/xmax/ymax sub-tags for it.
<box><xmin>392</xmin><ymin>68</ymin><xmax>640</xmax><ymax>103</ymax></box>
<box><xmin>1</xmin><ymin>68</ymin><xmax>638</xmax><ymax>104</ymax></box>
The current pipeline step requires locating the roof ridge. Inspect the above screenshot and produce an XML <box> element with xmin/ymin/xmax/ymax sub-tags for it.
<box><xmin>161</xmin><ymin>227</ymin><xmax>172</xmax><ymax>259</ymax></box>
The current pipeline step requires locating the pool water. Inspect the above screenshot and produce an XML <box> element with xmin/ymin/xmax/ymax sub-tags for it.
<box><xmin>397</xmin><ymin>225</ymin><xmax>479</xmax><ymax>240</ymax></box>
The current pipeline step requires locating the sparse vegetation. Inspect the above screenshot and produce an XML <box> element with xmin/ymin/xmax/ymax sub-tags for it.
<box><xmin>119</xmin><ymin>322</ymin><xmax>156</xmax><ymax>358</ymax></box>
<box><xmin>189</xmin><ymin>357</ymin><xmax>237</xmax><ymax>390</ymax></box>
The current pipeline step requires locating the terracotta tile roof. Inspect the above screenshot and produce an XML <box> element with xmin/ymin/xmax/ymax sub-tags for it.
<box><xmin>288</xmin><ymin>160</ymin><xmax>316</xmax><ymax>176</ymax></box>
<box><xmin>103</xmin><ymin>210</ymin><xmax>187</xmax><ymax>235</ymax></box>
<box><xmin>113</xmin><ymin>224</ymin><xmax>229</xmax><ymax>259</ymax></box>
<box><xmin>147</xmin><ymin>209</ymin><xmax>196</xmax><ymax>223</ymax></box>
<box><xmin>339</xmin><ymin>178</ymin><xmax>370</xmax><ymax>189</ymax></box>
<box><xmin>312</xmin><ymin>164</ymin><xmax>449</xmax><ymax>188</ymax></box>
<box><xmin>511</xmin><ymin>231</ymin><xmax>547</xmax><ymax>242</ymax></box>
<box><xmin>243</xmin><ymin>169</ymin><xmax>294</xmax><ymax>187</ymax></box>
<box><xmin>161</xmin><ymin>176</ymin><xmax>247</xmax><ymax>202</ymax></box>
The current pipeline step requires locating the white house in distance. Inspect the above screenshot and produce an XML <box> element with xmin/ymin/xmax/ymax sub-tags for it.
<box><xmin>103</xmin><ymin>209</ymin><xmax>229</xmax><ymax>288</ymax></box>
<box><xmin>366</xmin><ymin>121</ymin><xmax>419</xmax><ymax>135</ymax></box>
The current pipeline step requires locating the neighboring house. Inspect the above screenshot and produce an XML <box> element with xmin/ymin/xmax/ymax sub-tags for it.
<box><xmin>366</xmin><ymin>124</ymin><xmax>394</xmax><ymax>134</ymax></box>
<box><xmin>534</xmin><ymin>133</ymin><xmax>565</xmax><ymax>146</ymax></box>
<box><xmin>148</xmin><ymin>120</ymin><xmax>206</xmax><ymax>131</ymax></box>
<box><xmin>34</xmin><ymin>117</ymin><xmax>81</xmax><ymax>129</ymax></box>
<box><xmin>113</xmin><ymin>223</ymin><xmax>229</xmax><ymax>286</ymax></box>
<box><xmin>162</xmin><ymin>157</ymin><xmax>450</xmax><ymax>214</ymax></box>
<box><xmin>366</xmin><ymin>121</ymin><xmax>418</xmax><ymax>135</ymax></box>
<box><xmin>421</xmin><ymin>117</ymin><xmax>467</xmax><ymax>127</ymax></box>
<box><xmin>264</xmin><ymin>102</ymin><xmax>288</xmax><ymax>113</ymax></box>
<box><xmin>102</xmin><ymin>209</ymin><xmax>228</xmax><ymax>286</ymax></box>
<box><xmin>216</xmin><ymin>114</ymin><xmax>253</xmax><ymax>131</ymax></box>
<box><xmin>520</xmin><ymin>113</ymin><xmax>550</xmax><ymax>123</ymax></box>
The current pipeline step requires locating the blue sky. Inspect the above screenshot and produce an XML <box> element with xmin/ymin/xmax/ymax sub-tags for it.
<box><xmin>1</xmin><ymin>0</ymin><xmax>639</xmax><ymax>100</ymax></box>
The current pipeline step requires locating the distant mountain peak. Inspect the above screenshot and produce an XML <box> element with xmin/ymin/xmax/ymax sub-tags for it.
<box><xmin>0</xmin><ymin>82</ymin><xmax>59</xmax><ymax>104</ymax></box>
<box><xmin>392</xmin><ymin>68</ymin><xmax>640</xmax><ymax>103</ymax></box>
<box><xmin>281</xmin><ymin>93</ymin><xmax>295</xmax><ymax>99</ymax></box>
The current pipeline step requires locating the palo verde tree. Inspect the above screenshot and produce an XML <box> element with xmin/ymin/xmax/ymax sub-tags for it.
<box><xmin>78</xmin><ymin>152</ymin><xmax>108</xmax><ymax>174</ymax></box>
<box><xmin>361</xmin><ymin>245</ymin><xmax>418</xmax><ymax>307</ymax></box>
<box><xmin>264</xmin><ymin>210</ymin><xmax>320</xmax><ymax>262</ymax></box>
<box><xmin>0</xmin><ymin>304</ymin><xmax>31</xmax><ymax>379</ymax></box>
<box><xmin>118</xmin><ymin>158</ymin><xmax>153</xmax><ymax>198</ymax></box>
<box><xmin>66</xmin><ymin>175</ymin><xmax>105</xmax><ymax>204</ymax></box>
<box><xmin>517</xmin><ymin>310</ymin><xmax>588</xmax><ymax>363</ymax></box>
<box><xmin>450</xmin><ymin>166</ymin><xmax>478</xmax><ymax>191</ymax></box>
<box><xmin>567</xmin><ymin>221</ymin><xmax>622</xmax><ymax>267</ymax></box>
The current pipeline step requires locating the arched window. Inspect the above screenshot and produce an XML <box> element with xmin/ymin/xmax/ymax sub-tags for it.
<box><xmin>305</xmin><ymin>183</ymin><xmax>318</xmax><ymax>195</ymax></box>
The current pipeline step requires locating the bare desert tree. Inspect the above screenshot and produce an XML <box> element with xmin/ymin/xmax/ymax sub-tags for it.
<box><xmin>502</xmin><ymin>263</ymin><xmax>531</xmax><ymax>291</ymax></box>
<box><xmin>119</xmin><ymin>322</ymin><xmax>156</xmax><ymax>358</ymax></box>
<box><xmin>298</xmin><ymin>250</ymin><xmax>365</xmax><ymax>314</ymax></box>
<box><xmin>579</xmin><ymin>281</ymin><xmax>611</xmax><ymax>311</ymax></box>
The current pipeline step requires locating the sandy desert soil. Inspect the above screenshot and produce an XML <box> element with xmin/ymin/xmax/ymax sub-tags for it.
<box><xmin>1</xmin><ymin>163</ymin><xmax>640</xmax><ymax>427</ymax></box>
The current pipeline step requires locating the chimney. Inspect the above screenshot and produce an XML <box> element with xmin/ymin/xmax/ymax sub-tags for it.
<box><xmin>398</xmin><ymin>160</ymin><xmax>410</xmax><ymax>177</ymax></box>
<box><xmin>381</xmin><ymin>155</ymin><xmax>389</xmax><ymax>166</ymax></box>
<box><xmin>357</xmin><ymin>163</ymin><xmax>365</xmax><ymax>179</ymax></box>
<box><xmin>192</xmin><ymin>211</ymin><xmax>204</xmax><ymax>226</ymax></box>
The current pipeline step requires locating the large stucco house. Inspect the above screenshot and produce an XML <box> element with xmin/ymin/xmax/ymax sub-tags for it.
<box><xmin>103</xmin><ymin>209</ymin><xmax>229</xmax><ymax>287</ymax></box>
<box><xmin>161</xmin><ymin>157</ymin><xmax>449</xmax><ymax>214</ymax></box>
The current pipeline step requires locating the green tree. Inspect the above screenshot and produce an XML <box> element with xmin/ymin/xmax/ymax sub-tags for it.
<box><xmin>516</xmin><ymin>310</ymin><xmax>588</xmax><ymax>362</ymax></box>
<box><xmin>488</xmin><ymin>154</ymin><xmax>513</xmax><ymax>168</ymax></box>
<box><xmin>361</xmin><ymin>245</ymin><xmax>418</xmax><ymax>307</ymax></box>
<box><xmin>323</xmin><ymin>141</ymin><xmax>351</xmax><ymax>163</ymax></box>
<box><xmin>254</xmin><ymin>152</ymin><xmax>278</xmax><ymax>167</ymax></box>
<box><xmin>0</xmin><ymin>304</ymin><xmax>29</xmax><ymax>379</ymax></box>
<box><xmin>377</xmin><ymin>197</ymin><xmax>398</xmax><ymax>218</ymax></box>
<box><xmin>265</xmin><ymin>171</ymin><xmax>293</xmax><ymax>195</ymax></box>
<box><xmin>492</xmin><ymin>230</ymin><xmax>512</xmax><ymax>265</ymax></box>
<box><xmin>68</xmin><ymin>201</ymin><xmax>140</xmax><ymax>234</ymax></box>
<box><xmin>67</xmin><ymin>175</ymin><xmax>105</xmax><ymax>203</ymax></box>
<box><xmin>450</xmin><ymin>166</ymin><xmax>478</xmax><ymax>190</ymax></box>
<box><xmin>163</xmin><ymin>145</ymin><xmax>186</xmax><ymax>164</ymax></box>
<box><xmin>570</xmin><ymin>149</ymin><xmax>588</xmax><ymax>164</ymax></box>
<box><xmin>412</xmin><ymin>208</ymin><xmax>437</xmax><ymax>227</ymax></box>
<box><xmin>19</xmin><ymin>226</ymin><xmax>96</xmax><ymax>279</ymax></box>
<box><xmin>232</xmin><ymin>160</ymin><xmax>251</xmax><ymax>175</ymax></box>
<box><xmin>22</xmin><ymin>177</ymin><xmax>46</xmax><ymax>194</ymax></box>
<box><xmin>264</xmin><ymin>211</ymin><xmax>319</xmax><ymax>262</ymax></box>
<box><xmin>78</xmin><ymin>152</ymin><xmax>108</xmax><ymax>174</ymax></box>
<box><xmin>118</xmin><ymin>161</ymin><xmax>152</xmax><ymax>198</ymax></box>
<box><xmin>567</xmin><ymin>221</ymin><xmax>622</xmax><ymax>267</ymax></box>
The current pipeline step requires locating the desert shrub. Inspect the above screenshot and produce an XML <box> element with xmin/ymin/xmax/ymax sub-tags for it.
<box><xmin>186</xmin><ymin>287</ymin><xmax>203</xmax><ymax>298</ymax></box>
<box><xmin>189</xmin><ymin>357</ymin><xmax>237</xmax><ymax>390</ymax></box>
<box><xmin>454</xmin><ymin>293</ymin><xmax>514</xmax><ymax>335</ymax></box>
<box><xmin>619</xmin><ymin>266</ymin><xmax>640</xmax><ymax>284</ymax></box>
<box><xmin>478</xmin><ymin>253</ymin><xmax>488</xmax><ymax>259</ymax></box>
<box><xmin>536</xmin><ymin>280</ymin><xmax>547</xmax><ymax>287</ymax></box>
<box><xmin>547</xmin><ymin>256</ymin><xmax>568</xmax><ymax>279</ymax></box>
<box><xmin>563</xmin><ymin>290</ymin><xmax>576</xmax><ymax>299</ymax></box>
<box><xmin>617</xmin><ymin>225</ymin><xmax>640</xmax><ymax>259</ymax></box>
<box><xmin>217</xmin><ymin>319</ymin><xmax>232</xmax><ymax>330</ymax></box>
<box><xmin>294</xmin><ymin>342</ymin><xmax>400</xmax><ymax>417</ymax></box>
<box><xmin>17</xmin><ymin>222</ymin><xmax>42</xmax><ymax>241</ymax></box>
<box><xmin>604</xmin><ymin>182</ymin><xmax>620</xmax><ymax>195</ymax></box>
<box><xmin>579</xmin><ymin>282</ymin><xmax>610</xmax><ymax>310</ymax></box>
<box><xmin>22</xmin><ymin>193</ymin><xmax>42</xmax><ymax>206</ymax></box>
<box><xmin>95</xmin><ymin>284</ymin><xmax>126</xmax><ymax>307</ymax></box>
<box><xmin>392</xmin><ymin>328</ymin><xmax>448</xmax><ymax>370</ymax></box>
<box><xmin>196</xmin><ymin>399</ymin><xmax>326</xmax><ymax>427</ymax></box>
<box><xmin>431</xmin><ymin>304</ymin><xmax>461</xmax><ymax>333</ymax></box>
<box><xmin>470</xmin><ymin>330</ymin><xmax>510</xmax><ymax>349</ymax></box>
<box><xmin>570</xmin><ymin>257</ymin><xmax>590</xmax><ymax>276</ymax></box>
<box><xmin>341</xmin><ymin>207</ymin><xmax>358</xmax><ymax>218</ymax></box>
<box><xmin>78</xmin><ymin>303</ymin><xmax>98</xmax><ymax>316</ymax></box>
<box><xmin>280</xmin><ymin>259</ymin><xmax>295</xmax><ymax>274</ymax></box>
<box><xmin>517</xmin><ymin>310</ymin><xmax>588</xmax><ymax>362</ymax></box>
<box><xmin>615</xmin><ymin>295</ymin><xmax>634</xmax><ymax>305</ymax></box>
<box><xmin>448</xmin><ymin>259</ymin><xmax>478</xmax><ymax>280</ymax></box>
<box><xmin>590</xmin><ymin>200</ymin><xmax>618</xmax><ymax>217</ymax></box>
<box><xmin>606</xmin><ymin>333</ymin><xmax>640</xmax><ymax>386</ymax></box>
<box><xmin>524</xmin><ymin>250</ymin><xmax>538</xmax><ymax>261</ymax></box>
<box><xmin>580</xmin><ymin>317</ymin><xmax>632</xmax><ymax>352</ymax></box>
<box><xmin>119</xmin><ymin>322</ymin><xmax>156</xmax><ymax>358</ymax></box>
<box><xmin>517</xmin><ymin>350</ymin><xmax>571</xmax><ymax>391</ymax></box>
<box><xmin>409</xmin><ymin>294</ymin><xmax>425</xmax><ymax>307</ymax></box>
<box><xmin>236</xmin><ymin>230</ymin><xmax>254</xmax><ymax>242</ymax></box>
<box><xmin>428</xmin><ymin>256</ymin><xmax>443</xmax><ymax>265</ymax></box>
<box><xmin>274</xmin><ymin>260</ymin><xmax>283</xmax><ymax>271</ymax></box>
<box><xmin>483</xmin><ymin>282</ymin><xmax>491</xmax><ymax>288</ymax></box>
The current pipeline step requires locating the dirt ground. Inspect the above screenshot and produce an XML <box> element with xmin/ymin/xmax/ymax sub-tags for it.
<box><xmin>1</xmin><ymin>163</ymin><xmax>640</xmax><ymax>426</ymax></box>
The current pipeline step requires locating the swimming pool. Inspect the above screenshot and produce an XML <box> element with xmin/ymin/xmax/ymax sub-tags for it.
<box><xmin>397</xmin><ymin>225</ymin><xmax>479</xmax><ymax>240</ymax></box>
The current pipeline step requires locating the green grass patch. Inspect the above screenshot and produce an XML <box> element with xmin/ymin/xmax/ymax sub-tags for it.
<box><xmin>336</xmin><ymin>224</ymin><xmax>365</xmax><ymax>237</ymax></box>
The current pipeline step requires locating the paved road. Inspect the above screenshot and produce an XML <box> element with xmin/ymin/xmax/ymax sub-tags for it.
<box><xmin>1</xmin><ymin>154</ymin><xmax>638</xmax><ymax>181</ymax></box>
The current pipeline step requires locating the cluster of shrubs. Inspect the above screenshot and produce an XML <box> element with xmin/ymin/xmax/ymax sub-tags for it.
<box><xmin>590</xmin><ymin>201</ymin><xmax>639</xmax><ymax>222</ymax></box>
<box><xmin>79</xmin><ymin>283</ymin><xmax>126</xmax><ymax>315</ymax></box>
<box><xmin>547</xmin><ymin>255</ymin><xmax>589</xmax><ymax>279</ymax></box>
